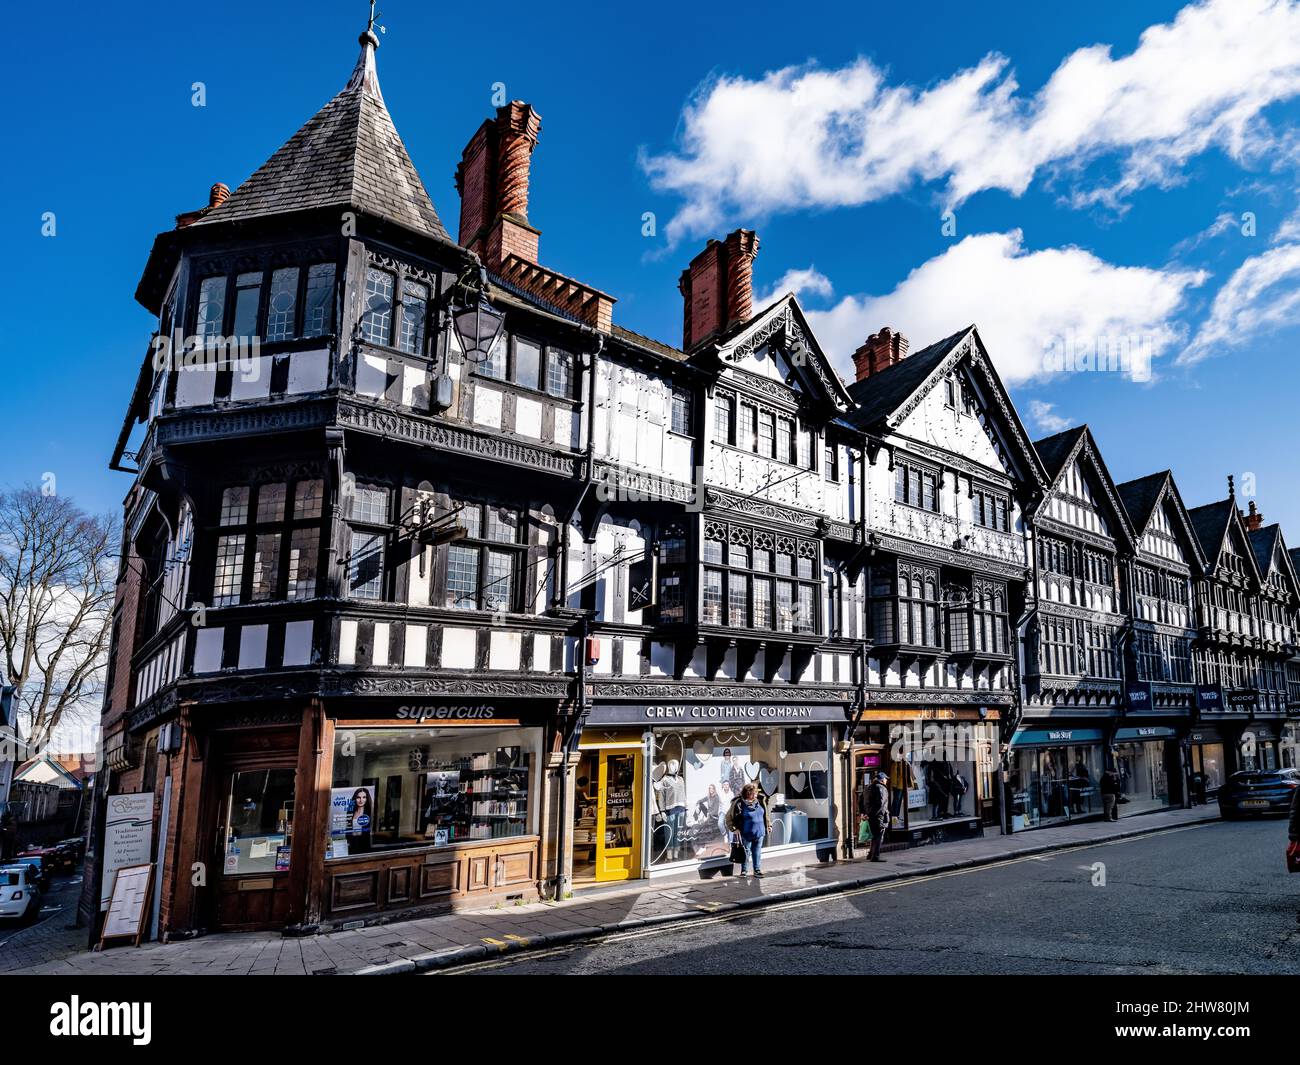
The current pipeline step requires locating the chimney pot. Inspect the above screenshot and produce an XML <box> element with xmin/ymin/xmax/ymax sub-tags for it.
<box><xmin>851</xmin><ymin>326</ymin><xmax>910</xmax><ymax>382</ymax></box>
<box><xmin>1244</xmin><ymin>499</ymin><xmax>1264</xmax><ymax>532</ymax></box>
<box><xmin>678</xmin><ymin>228</ymin><xmax>759</xmax><ymax>350</ymax></box>
<box><xmin>209</xmin><ymin>182</ymin><xmax>230</xmax><ymax>208</ymax></box>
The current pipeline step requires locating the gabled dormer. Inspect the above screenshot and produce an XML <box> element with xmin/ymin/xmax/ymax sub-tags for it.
<box><xmin>1031</xmin><ymin>426</ymin><xmax>1135</xmax><ymax>553</ymax></box>
<box><xmin>1116</xmin><ymin>470</ymin><xmax>1206</xmax><ymax>572</ymax></box>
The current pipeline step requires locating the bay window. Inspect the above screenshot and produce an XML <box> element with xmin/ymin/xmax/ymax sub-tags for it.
<box><xmin>211</xmin><ymin>478</ymin><xmax>324</xmax><ymax>607</ymax></box>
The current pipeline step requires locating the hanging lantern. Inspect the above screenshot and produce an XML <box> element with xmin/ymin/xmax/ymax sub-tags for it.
<box><xmin>451</xmin><ymin>277</ymin><xmax>506</xmax><ymax>364</ymax></box>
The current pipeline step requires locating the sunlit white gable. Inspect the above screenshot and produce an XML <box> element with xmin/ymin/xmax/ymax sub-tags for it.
<box><xmin>1140</xmin><ymin>498</ymin><xmax>1187</xmax><ymax>564</ymax></box>
<box><xmin>1046</xmin><ymin>459</ymin><xmax>1111</xmax><ymax>538</ymax></box>
<box><xmin>891</xmin><ymin>371</ymin><xmax>1013</xmax><ymax>478</ymax></box>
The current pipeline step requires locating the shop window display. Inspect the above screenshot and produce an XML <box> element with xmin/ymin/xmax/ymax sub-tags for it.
<box><xmin>649</xmin><ymin>727</ymin><xmax>831</xmax><ymax>866</ymax></box>
<box><xmin>1113</xmin><ymin>740</ymin><xmax>1173</xmax><ymax>815</ymax></box>
<box><xmin>329</xmin><ymin>726</ymin><xmax>539</xmax><ymax>858</ymax></box>
<box><xmin>1007</xmin><ymin>744</ymin><xmax>1104</xmax><ymax>829</ymax></box>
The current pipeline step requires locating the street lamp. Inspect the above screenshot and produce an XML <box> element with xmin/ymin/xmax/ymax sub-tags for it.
<box><xmin>450</xmin><ymin>265</ymin><xmax>506</xmax><ymax>364</ymax></box>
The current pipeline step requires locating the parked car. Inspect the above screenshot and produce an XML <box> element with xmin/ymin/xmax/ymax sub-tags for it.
<box><xmin>0</xmin><ymin>864</ymin><xmax>42</xmax><ymax>923</ymax></box>
<box><xmin>17</xmin><ymin>844</ymin><xmax>67</xmax><ymax>877</ymax></box>
<box><xmin>12</xmin><ymin>855</ymin><xmax>52</xmax><ymax>892</ymax></box>
<box><xmin>1218</xmin><ymin>768</ymin><xmax>1300</xmax><ymax>818</ymax></box>
<box><xmin>57</xmin><ymin>838</ymin><xmax>86</xmax><ymax>866</ymax></box>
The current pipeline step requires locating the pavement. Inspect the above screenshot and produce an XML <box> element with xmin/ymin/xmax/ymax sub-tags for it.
<box><xmin>464</xmin><ymin>816</ymin><xmax>1300</xmax><ymax>975</ymax></box>
<box><xmin>0</xmin><ymin>805</ymin><xmax>1225</xmax><ymax>975</ymax></box>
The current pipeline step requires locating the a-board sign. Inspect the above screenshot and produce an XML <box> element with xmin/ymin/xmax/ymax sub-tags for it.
<box><xmin>99</xmin><ymin>863</ymin><xmax>153</xmax><ymax>948</ymax></box>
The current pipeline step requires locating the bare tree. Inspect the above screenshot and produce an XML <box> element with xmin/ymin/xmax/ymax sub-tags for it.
<box><xmin>0</xmin><ymin>487</ymin><xmax>118</xmax><ymax>751</ymax></box>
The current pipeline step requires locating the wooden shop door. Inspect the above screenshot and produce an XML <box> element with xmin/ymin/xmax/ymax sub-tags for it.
<box><xmin>211</xmin><ymin>760</ymin><xmax>297</xmax><ymax>930</ymax></box>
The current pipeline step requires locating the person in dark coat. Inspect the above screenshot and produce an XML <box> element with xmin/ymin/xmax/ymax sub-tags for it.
<box><xmin>1290</xmin><ymin>784</ymin><xmax>1299</xmax><ymax>845</ymax></box>
<box><xmin>1099</xmin><ymin>767</ymin><xmax>1121</xmax><ymax>821</ymax></box>
<box><xmin>865</xmin><ymin>771</ymin><xmax>890</xmax><ymax>862</ymax></box>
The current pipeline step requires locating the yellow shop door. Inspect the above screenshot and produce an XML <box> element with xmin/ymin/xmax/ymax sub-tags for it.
<box><xmin>595</xmin><ymin>749</ymin><xmax>641</xmax><ymax>881</ymax></box>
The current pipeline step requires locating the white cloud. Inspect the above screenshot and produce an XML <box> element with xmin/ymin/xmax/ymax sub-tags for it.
<box><xmin>805</xmin><ymin>230</ymin><xmax>1206</xmax><ymax>386</ymax></box>
<box><xmin>644</xmin><ymin>0</ymin><xmax>1300</xmax><ymax>242</ymax></box>
<box><xmin>1179</xmin><ymin>242</ymin><xmax>1300</xmax><ymax>363</ymax></box>
<box><xmin>1171</xmin><ymin>211</ymin><xmax>1238</xmax><ymax>256</ymax></box>
<box><xmin>1274</xmin><ymin>203</ymin><xmax>1300</xmax><ymax>243</ymax></box>
<box><xmin>1028</xmin><ymin>400</ymin><xmax>1074</xmax><ymax>434</ymax></box>
<box><xmin>754</xmin><ymin>266</ymin><xmax>833</xmax><ymax>308</ymax></box>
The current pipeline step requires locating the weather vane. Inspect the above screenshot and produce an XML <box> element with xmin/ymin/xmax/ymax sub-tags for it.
<box><xmin>367</xmin><ymin>1</ymin><xmax>387</xmax><ymax>35</ymax></box>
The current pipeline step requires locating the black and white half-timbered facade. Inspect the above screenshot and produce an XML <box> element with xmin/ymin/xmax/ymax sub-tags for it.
<box><xmin>1113</xmin><ymin>470</ymin><xmax>1209</xmax><ymax>797</ymax></box>
<box><xmin>1012</xmin><ymin>427</ymin><xmax>1138</xmax><ymax>828</ymax></box>
<box><xmin>1186</xmin><ymin>487</ymin><xmax>1300</xmax><ymax>786</ymax></box>
<box><xmin>91</xmin><ymin>16</ymin><xmax>1300</xmax><ymax>939</ymax></box>
<box><xmin>844</xmin><ymin>326</ymin><xmax>1042</xmax><ymax>845</ymax></box>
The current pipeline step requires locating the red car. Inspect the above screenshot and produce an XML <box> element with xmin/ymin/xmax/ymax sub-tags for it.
<box><xmin>17</xmin><ymin>843</ymin><xmax>71</xmax><ymax>876</ymax></box>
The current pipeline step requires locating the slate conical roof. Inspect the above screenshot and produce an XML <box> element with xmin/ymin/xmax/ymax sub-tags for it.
<box><xmin>193</xmin><ymin>28</ymin><xmax>449</xmax><ymax>241</ymax></box>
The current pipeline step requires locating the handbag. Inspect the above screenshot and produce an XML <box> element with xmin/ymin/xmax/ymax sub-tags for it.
<box><xmin>729</xmin><ymin>837</ymin><xmax>747</xmax><ymax>864</ymax></box>
<box><xmin>1287</xmin><ymin>841</ymin><xmax>1300</xmax><ymax>874</ymax></box>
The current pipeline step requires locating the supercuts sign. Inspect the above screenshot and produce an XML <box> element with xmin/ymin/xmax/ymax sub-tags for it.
<box><xmin>585</xmin><ymin>704</ymin><xmax>849</xmax><ymax>726</ymax></box>
<box><xmin>330</xmin><ymin>700</ymin><xmax>552</xmax><ymax>724</ymax></box>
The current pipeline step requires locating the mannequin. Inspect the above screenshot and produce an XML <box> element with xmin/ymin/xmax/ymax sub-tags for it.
<box><xmin>654</xmin><ymin>758</ymin><xmax>688</xmax><ymax>861</ymax></box>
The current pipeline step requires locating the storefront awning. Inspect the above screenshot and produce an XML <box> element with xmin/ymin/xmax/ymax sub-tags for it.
<box><xmin>1113</xmin><ymin>726</ymin><xmax>1178</xmax><ymax>741</ymax></box>
<box><xmin>1009</xmin><ymin>727</ymin><xmax>1105</xmax><ymax>748</ymax></box>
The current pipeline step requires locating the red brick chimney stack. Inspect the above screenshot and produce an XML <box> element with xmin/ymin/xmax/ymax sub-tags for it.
<box><xmin>455</xmin><ymin>101</ymin><xmax>543</xmax><ymax>270</ymax></box>
<box><xmin>1242</xmin><ymin>500</ymin><xmax>1264</xmax><ymax>532</ymax></box>
<box><xmin>678</xmin><ymin>228</ymin><xmax>760</xmax><ymax>351</ymax></box>
<box><xmin>851</xmin><ymin>327</ymin><xmax>910</xmax><ymax>382</ymax></box>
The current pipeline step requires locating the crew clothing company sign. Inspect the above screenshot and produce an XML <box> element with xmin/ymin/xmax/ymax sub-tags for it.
<box><xmin>585</xmin><ymin>704</ymin><xmax>849</xmax><ymax>726</ymax></box>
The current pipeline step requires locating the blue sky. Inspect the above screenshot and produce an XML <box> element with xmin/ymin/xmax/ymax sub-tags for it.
<box><xmin>5</xmin><ymin>0</ymin><xmax>1300</xmax><ymax>535</ymax></box>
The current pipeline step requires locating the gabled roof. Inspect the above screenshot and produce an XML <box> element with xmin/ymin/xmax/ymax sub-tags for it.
<box><xmin>1033</xmin><ymin>426</ymin><xmax>1087</xmax><ymax>485</ymax></box>
<box><xmin>709</xmin><ymin>294</ymin><xmax>854</xmax><ymax>412</ymax></box>
<box><xmin>846</xmin><ymin>327</ymin><xmax>970</xmax><ymax>427</ymax></box>
<box><xmin>1249</xmin><ymin>523</ymin><xmax>1282</xmax><ymax>577</ymax></box>
<box><xmin>192</xmin><ymin>30</ymin><xmax>449</xmax><ymax>241</ymax></box>
<box><xmin>1116</xmin><ymin>470</ymin><xmax>1208</xmax><ymax>570</ymax></box>
<box><xmin>1187</xmin><ymin>497</ymin><xmax>1261</xmax><ymax>581</ymax></box>
<box><xmin>845</xmin><ymin>324</ymin><xmax>1045</xmax><ymax>490</ymax></box>
<box><xmin>1030</xmin><ymin>425</ymin><xmax>1135</xmax><ymax>548</ymax></box>
<box><xmin>1115</xmin><ymin>471</ymin><xmax>1169</xmax><ymax>535</ymax></box>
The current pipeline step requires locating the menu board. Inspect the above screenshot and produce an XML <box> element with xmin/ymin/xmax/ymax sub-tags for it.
<box><xmin>100</xmin><ymin>863</ymin><xmax>152</xmax><ymax>947</ymax></box>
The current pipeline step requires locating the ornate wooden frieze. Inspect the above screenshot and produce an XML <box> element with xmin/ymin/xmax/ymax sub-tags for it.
<box><xmin>1035</xmin><ymin>515</ymin><xmax>1117</xmax><ymax>553</ymax></box>
<box><xmin>154</xmin><ymin>399</ymin><xmax>333</xmax><ymax>447</ymax></box>
<box><xmin>724</xmin><ymin>367</ymin><xmax>800</xmax><ymax>409</ymax></box>
<box><xmin>336</xmin><ymin>400</ymin><xmax>581</xmax><ymax>478</ymax></box>
<box><xmin>874</xmin><ymin>532</ymin><xmax>1026</xmax><ymax>581</ymax></box>
<box><xmin>125</xmin><ymin>688</ymin><xmax>181</xmax><ymax>733</ymax></box>
<box><xmin>704</xmin><ymin>487</ymin><xmax>823</xmax><ymax>531</ymax></box>
<box><xmin>861</xmin><ymin>688</ymin><xmax>1015</xmax><ymax>706</ymax></box>
<box><xmin>591</xmin><ymin>459</ymin><xmax>699</xmax><ymax>504</ymax></box>
<box><xmin>322</xmin><ymin>672</ymin><xmax>571</xmax><ymax>699</ymax></box>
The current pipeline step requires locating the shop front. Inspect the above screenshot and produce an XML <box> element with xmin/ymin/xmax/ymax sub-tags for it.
<box><xmin>579</xmin><ymin>703</ymin><xmax>849</xmax><ymax>879</ymax></box>
<box><xmin>316</xmin><ymin>697</ymin><xmax>555</xmax><ymax>926</ymax></box>
<box><xmin>855</xmin><ymin>708</ymin><xmax>1001</xmax><ymax>844</ymax></box>
<box><xmin>1111</xmin><ymin>725</ymin><xmax>1179</xmax><ymax>815</ymax></box>
<box><xmin>1240</xmin><ymin>720</ymin><xmax>1283</xmax><ymax>772</ymax></box>
<box><xmin>1006</xmin><ymin>726</ymin><xmax>1107</xmax><ymax>831</ymax></box>
<box><xmin>1186</xmin><ymin>725</ymin><xmax>1228</xmax><ymax>802</ymax></box>
<box><xmin>1284</xmin><ymin>722</ymin><xmax>1299</xmax><ymax>769</ymax></box>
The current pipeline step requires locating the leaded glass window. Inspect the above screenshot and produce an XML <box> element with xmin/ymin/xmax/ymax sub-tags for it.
<box><xmin>361</xmin><ymin>268</ymin><xmax>394</xmax><ymax>346</ymax></box>
<box><xmin>265</xmin><ymin>268</ymin><xmax>299</xmax><ymax>343</ymax></box>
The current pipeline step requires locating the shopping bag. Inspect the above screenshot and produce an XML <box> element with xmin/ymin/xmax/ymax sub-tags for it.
<box><xmin>858</xmin><ymin>818</ymin><xmax>872</xmax><ymax>844</ymax></box>
<box><xmin>1287</xmin><ymin>840</ymin><xmax>1300</xmax><ymax>874</ymax></box>
<box><xmin>729</xmin><ymin>838</ymin><xmax>747</xmax><ymax>864</ymax></box>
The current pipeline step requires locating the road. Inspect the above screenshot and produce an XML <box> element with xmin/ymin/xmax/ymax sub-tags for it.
<box><xmin>454</xmin><ymin>820</ymin><xmax>1300</xmax><ymax>975</ymax></box>
<box><xmin>0</xmin><ymin>871</ymin><xmax>86</xmax><ymax>972</ymax></box>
